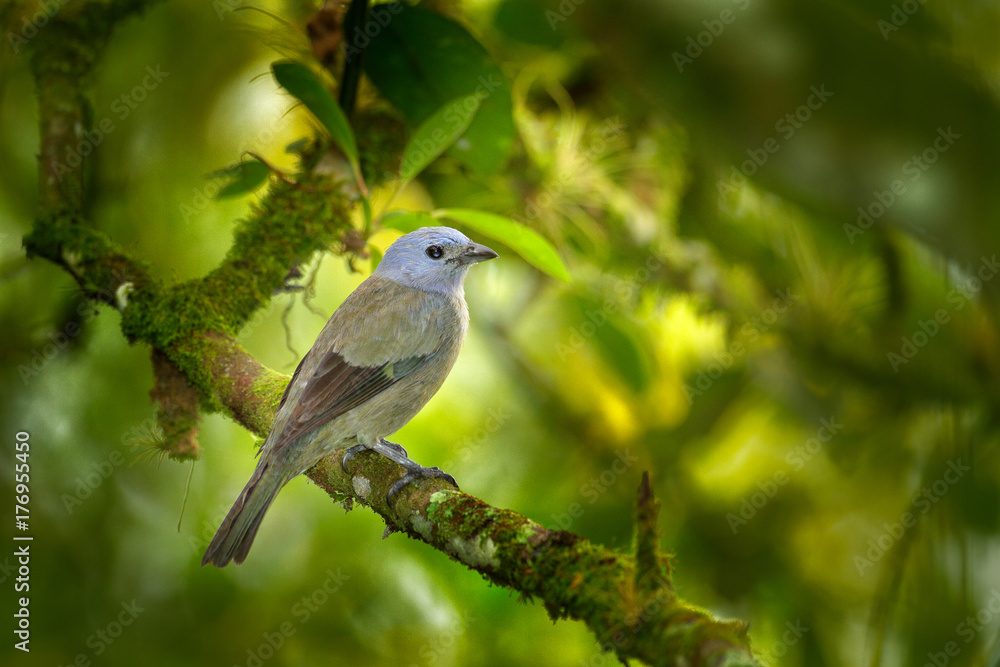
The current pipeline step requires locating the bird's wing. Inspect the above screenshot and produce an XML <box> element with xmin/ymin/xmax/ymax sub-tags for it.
<box><xmin>269</xmin><ymin>277</ymin><xmax>461</xmax><ymax>451</ymax></box>
<box><xmin>277</xmin><ymin>350</ymin><xmax>430</xmax><ymax>446</ymax></box>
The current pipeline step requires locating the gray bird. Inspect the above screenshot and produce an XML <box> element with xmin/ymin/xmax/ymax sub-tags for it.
<box><xmin>202</xmin><ymin>226</ymin><xmax>498</xmax><ymax>567</ymax></box>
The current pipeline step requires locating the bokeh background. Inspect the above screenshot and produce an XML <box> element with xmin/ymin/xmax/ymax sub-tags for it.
<box><xmin>3</xmin><ymin>0</ymin><xmax>1000</xmax><ymax>665</ymax></box>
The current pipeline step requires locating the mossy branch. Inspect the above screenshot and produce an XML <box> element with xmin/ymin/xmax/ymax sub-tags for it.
<box><xmin>150</xmin><ymin>349</ymin><xmax>201</xmax><ymax>460</ymax></box>
<box><xmin>164</xmin><ymin>335</ymin><xmax>761</xmax><ymax>665</ymax></box>
<box><xmin>311</xmin><ymin>451</ymin><xmax>758</xmax><ymax>667</ymax></box>
<box><xmin>21</xmin><ymin>4</ymin><xmax>760</xmax><ymax>666</ymax></box>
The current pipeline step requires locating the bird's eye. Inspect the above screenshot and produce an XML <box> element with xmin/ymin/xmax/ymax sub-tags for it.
<box><xmin>425</xmin><ymin>245</ymin><xmax>444</xmax><ymax>260</ymax></box>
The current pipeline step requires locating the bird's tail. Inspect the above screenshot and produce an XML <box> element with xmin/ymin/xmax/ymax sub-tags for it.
<box><xmin>202</xmin><ymin>462</ymin><xmax>287</xmax><ymax>567</ymax></box>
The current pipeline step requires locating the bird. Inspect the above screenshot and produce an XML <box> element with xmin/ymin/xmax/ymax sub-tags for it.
<box><xmin>202</xmin><ymin>226</ymin><xmax>498</xmax><ymax>567</ymax></box>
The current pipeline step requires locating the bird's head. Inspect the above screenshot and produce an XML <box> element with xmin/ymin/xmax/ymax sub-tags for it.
<box><xmin>373</xmin><ymin>226</ymin><xmax>498</xmax><ymax>295</ymax></box>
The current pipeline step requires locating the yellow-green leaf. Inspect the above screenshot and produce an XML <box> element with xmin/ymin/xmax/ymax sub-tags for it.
<box><xmin>271</xmin><ymin>61</ymin><xmax>360</xmax><ymax>175</ymax></box>
<box><xmin>437</xmin><ymin>208</ymin><xmax>570</xmax><ymax>281</ymax></box>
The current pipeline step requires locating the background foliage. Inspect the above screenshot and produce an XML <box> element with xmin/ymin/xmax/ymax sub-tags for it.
<box><xmin>2</xmin><ymin>0</ymin><xmax>1000</xmax><ymax>665</ymax></box>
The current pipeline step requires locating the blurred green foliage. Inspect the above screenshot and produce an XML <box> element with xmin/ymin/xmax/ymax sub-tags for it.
<box><xmin>3</xmin><ymin>0</ymin><xmax>1000</xmax><ymax>666</ymax></box>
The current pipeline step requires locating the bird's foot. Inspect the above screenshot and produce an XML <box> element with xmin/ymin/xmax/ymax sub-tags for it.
<box><xmin>387</xmin><ymin>464</ymin><xmax>459</xmax><ymax>506</ymax></box>
<box><xmin>380</xmin><ymin>440</ymin><xmax>408</xmax><ymax>458</ymax></box>
<box><xmin>342</xmin><ymin>440</ymin><xmax>409</xmax><ymax>473</ymax></box>
<box><xmin>344</xmin><ymin>440</ymin><xmax>457</xmax><ymax>505</ymax></box>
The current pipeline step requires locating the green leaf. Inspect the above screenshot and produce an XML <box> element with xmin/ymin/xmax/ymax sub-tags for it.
<box><xmin>380</xmin><ymin>210</ymin><xmax>439</xmax><ymax>234</ymax></box>
<box><xmin>208</xmin><ymin>159</ymin><xmax>271</xmax><ymax>199</ymax></box>
<box><xmin>399</xmin><ymin>94</ymin><xmax>482</xmax><ymax>183</ymax></box>
<box><xmin>271</xmin><ymin>61</ymin><xmax>360</xmax><ymax>174</ymax></box>
<box><xmin>364</xmin><ymin>4</ymin><xmax>515</xmax><ymax>175</ymax></box>
<box><xmin>436</xmin><ymin>208</ymin><xmax>570</xmax><ymax>281</ymax></box>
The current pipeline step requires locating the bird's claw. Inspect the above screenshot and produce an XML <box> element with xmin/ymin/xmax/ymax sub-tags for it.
<box><xmin>387</xmin><ymin>465</ymin><xmax>459</xmax><ymax>506</ymax></box>
<box><xmin>341</xmin><ymin>443</ymin><xmax>368</xmax><ymax>473</ymax></box>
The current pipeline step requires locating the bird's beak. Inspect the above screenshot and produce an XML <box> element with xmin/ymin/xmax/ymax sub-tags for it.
<box><xmin>459</xmin><ymin>242</ymin><xmax>499</xmax><ymax>265</ymax></box>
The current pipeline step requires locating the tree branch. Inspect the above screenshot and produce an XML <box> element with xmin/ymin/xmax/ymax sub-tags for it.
<box><xmin>194</xmin><ymin>332</ymin><xmax>761</xmax><ymax>666</ymax></box>
<box><xmin>150</xmin><ymin>348</ymin><xmax>201</xmax><ymax>459</ymax></box>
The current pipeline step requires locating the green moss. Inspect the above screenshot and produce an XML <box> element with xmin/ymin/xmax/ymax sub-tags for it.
<box><xmin>24</xmin><ymin>212</ymin><xmax>156</xmax><ymax>304</ymax></box>
<box><xmin>27</xmin><ymin>2</ymin><xmax>160</xmax><ymax>212</ymax></box>
<box><xmin>123</xmin><ymin>282</ymin><xmax>221</xmax><ymax>345</ymax></box>
<box><xmin>200</xmin><ymin>172</ymin><xmax>353</xmax><ymax>331</ymax></box>
<box><xmin>245</xmin><ymin>370</ymin><xmax>292</xmax><ymax>434</ymax></box>
<box><xmin>119</xmin><ymin>284</ymin><xmax>224</xmax><ymax>408</ymax></box>
<box><xmin>251</xmin><ymin>370</ymin><xmax>290</xmax><ymax>412</ymax></box>
<box><xmin>112</xmin><ymin>166</ymin><xmax>353</xmax><ymax>412</ymax></box>
<box><xmin>155</xmin><ymin>410</ymin><xmax>201</xmax><ymax>461</ymax></box>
